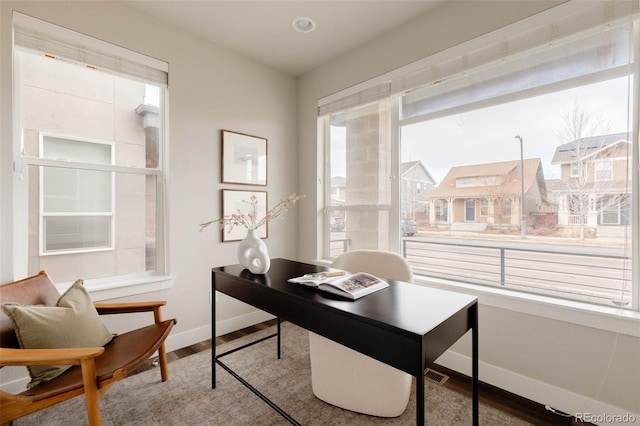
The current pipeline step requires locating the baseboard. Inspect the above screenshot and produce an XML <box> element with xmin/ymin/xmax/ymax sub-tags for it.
<box><xmin>436</xmin><ymin>349</ymin><xmax>639</xmax><ymax>425</ymax></box>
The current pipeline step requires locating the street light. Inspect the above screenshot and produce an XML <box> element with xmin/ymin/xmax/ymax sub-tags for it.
<box><xmin>515</xmin><ymin>135</ymin><xmax>526</xmax><ymax>239</ymax></box>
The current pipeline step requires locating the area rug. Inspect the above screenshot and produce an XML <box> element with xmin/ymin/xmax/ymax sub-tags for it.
<box><xmin>14</xmin><ymin>322</ymin><xmax>531</xmax><ymax>425</ymax></box>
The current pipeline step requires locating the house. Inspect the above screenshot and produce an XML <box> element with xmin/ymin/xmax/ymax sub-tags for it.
<box><xmin>1</xmin><ymin>1</ymin><xmax>638</xmax><ymax>424</ymax></box>
<box><xmin>428</xmin><ymin>158</ymin><xmax>549</xmax><ymax>230</ymax></box>
<box><xmin>330</xmin><ymin>176</ymin><xmax>346</xmax><ymax>205</ymax></box>
<box><xmin>551</xmin><ymin>133</ymin><xmax>632</xmax><ymax>237</ymax></box>
<box><xmin>401</xmin><ymin>160</ymin><xmax>436</xmax><ymax>221</ymax></box>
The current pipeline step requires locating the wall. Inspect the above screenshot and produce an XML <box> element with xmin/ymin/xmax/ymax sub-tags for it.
<box><xmin>1</xmin><ymin>0</ymin><xmax>298</xmax><ymax>389</ymax></box>
<box><xmin>296</xmin><ymin>0</ymin><xmax>639</xmax><ymax>420</ymax></box>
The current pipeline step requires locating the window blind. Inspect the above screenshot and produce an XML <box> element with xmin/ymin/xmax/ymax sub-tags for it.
<box><xmin>402</xmin><ymin>20</ymin><xmax>633</xmax><ymax>121</ymax></box>
<box><xmin>13</xmin><ymin>12</ymin><xmax>168</xmax><ymax>87</ymax></box>
<box><xmin>317</xmin><ymin>1</ymin><xmax>637</xmax><ymax>118</ymax></box>
<box><xmin>317</xmin><ymin>82</ymin><xmax>391</xmax><ymax>117</ymax></box>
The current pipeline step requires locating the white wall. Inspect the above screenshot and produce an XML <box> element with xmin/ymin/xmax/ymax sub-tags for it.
<box><xmin>296</xmin><ymin>0</ymin><xmax>640</xmax><ymax>421</ymax></box>
<box><xmin>0</xmin><ymin>0</ymin><xmax>298</xmax><ymax>385</ymax></box>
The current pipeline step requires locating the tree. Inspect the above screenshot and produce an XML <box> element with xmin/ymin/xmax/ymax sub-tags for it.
<box><xmin>556</xmin><ymin>104</ymin><xmax>630</xmax><ymax>240</ymax></box>
<box><xmin>481</xmin><ymin>187</ymin><xmax>517</xmax><ymax>233</ymax></box>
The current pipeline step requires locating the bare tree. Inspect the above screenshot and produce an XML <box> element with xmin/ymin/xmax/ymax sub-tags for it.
<box><xmin>481</xmin><ymin>188</ymin><xmax>517</xmax><ymax>233</ymax></box>
<box><xmin>556</xmin><ymin>104</ymin><xmax>630</xmax><ymax>240</ymax></box>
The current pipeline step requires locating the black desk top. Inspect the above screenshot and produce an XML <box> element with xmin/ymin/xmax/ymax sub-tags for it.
<box><xmin>213</xmin><ymin>258</ymin><xmax>477</xmax><ymax>337</ymax></box>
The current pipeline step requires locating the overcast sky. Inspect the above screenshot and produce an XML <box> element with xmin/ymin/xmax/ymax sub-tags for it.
<box><xmin>331</xmin><ymin>77</ymin><xmax>631</xmax><ymax>184</ymax></box>
<box><xmin>401</xmin><ymin>77</ymin><xmax>631</xmax><ymax>183</ymax></box>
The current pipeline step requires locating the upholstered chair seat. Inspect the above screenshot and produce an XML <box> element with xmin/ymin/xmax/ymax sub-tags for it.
<box><xmin>309</xmin><ymin>250</ymin><xmax>414</xmax><ymax>417</ymax></box>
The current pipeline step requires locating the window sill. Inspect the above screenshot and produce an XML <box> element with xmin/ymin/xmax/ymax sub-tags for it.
<box><xmin>312</xmin><ymin>259</ymin><xmax>640</xmax><ymax>337</ymax></box>
<box><xmin>54</xmin><ymin>274</ymin><xmax>175</xmax><ymax>301</ymax></box>
<box><xmin>414</xmin><ymin>275</ymin><xmax>640</xmax><ymax>338</ymax></box>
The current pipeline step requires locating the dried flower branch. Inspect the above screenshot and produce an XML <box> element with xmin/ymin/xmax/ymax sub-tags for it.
<box><xmin>199</xmin><ymin>193</ymin><xmax>305</xmax><ymax>233</ymax></box>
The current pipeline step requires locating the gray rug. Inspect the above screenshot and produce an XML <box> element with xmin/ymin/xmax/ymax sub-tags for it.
<box><xmin>14</xmin><ymin>322</ymin><xmax>531</xmax><ymax>425</ymax></box>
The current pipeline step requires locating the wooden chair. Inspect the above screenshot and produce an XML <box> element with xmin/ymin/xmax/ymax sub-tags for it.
<box><xmin>0</xmin><ymin>271</ymin><xmax>176</xmax><ymax>425</ymax></box>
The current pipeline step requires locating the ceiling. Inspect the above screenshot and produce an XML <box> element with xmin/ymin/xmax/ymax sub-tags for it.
<box><xmin>123</xmin><ymin>1</ymin><xmax>445</xmax><ymax>77</ymax></box>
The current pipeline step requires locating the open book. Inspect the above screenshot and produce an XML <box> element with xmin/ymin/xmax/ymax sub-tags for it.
<box><xmin>288</xmin><ymin>271</ymin><xmax>389</xmax><ymax>300</ymax></box>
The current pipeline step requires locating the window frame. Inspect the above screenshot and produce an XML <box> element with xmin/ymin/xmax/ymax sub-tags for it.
<box><xmin>399</xmin><ymin>66</ymin><xmax>634</xmax><ymax>306</ymax></box>
<box><xmin>570</xmin><ymin>163</ymin><xmax>581</xmax><ymax>178</ymax></box>
<box><xmin>594</xmin><ymin>159</ymin><xmax>613</xmax><ymax>181</ymax></box>
<box><xmin>480</xmin><ymin>199</ymin><xmax>489</xmax><ymax>216</ymax></box>
<box><xmin>318</xmin><ymin>1</ymin><xmax>639</xmax><ymax>325</ymax></box>
<box><xmin>12</xmin><ymin>14</ymin><xmax>173</xmax><ymax>300</ymax></box>
<box><xmin>323</xmin><ymin>98</ymin><xmax>401</xmax><ymax>258</ymax></box>
<box><xmin>38</xmin><ymin>133</ymin><xmax>115</xmax><ymax>256</ymax></box>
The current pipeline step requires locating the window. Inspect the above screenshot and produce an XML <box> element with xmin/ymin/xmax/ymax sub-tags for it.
<box><xmin>599</xmin><ymin>194</ymin><xmax>632</xmax><ymax>226</ymax></box>
<box><xmin>570</xmin><ymin>163</ymin><xmax>581</xmax><ymax>178</ymax></box>
<box><xmin>480</xmin><ymin>199</ymin><xmax>488</xmax><ymax>216</ymax></box>
<box><xmin>320</xmin><ymin>2</ymin><xmax>637</xmax><ymax>310</ymax></box>
<box><xmin>14</xmin><ymin>13</ymin><xmax>168</xmax><ymax>287</ymax></box>
<box><xmin>457</xmin><ymin>178</ymin><xmax>475</xmax><ymax>187</ymax></box>
<box><xmin>595</xmin><ymin>160</ymin><xmax>613</xmax><ymax>181</ymax></box>
<box><xmin>479</xmin><ymin>176</ymin><xmax>497</xmax><ymax>186</ymax></box>
<box><xmin>500</xmin><ymin>199</ymin><xmax>512</xmax><ymax>219</ymax></box>
<box><xmin>41</xmin><ymin>136</ymin><xmax>113</xmax><ymax>254</ymax></box>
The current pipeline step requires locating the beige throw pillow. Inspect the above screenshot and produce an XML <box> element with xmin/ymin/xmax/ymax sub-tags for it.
<box><xmin>1</xmin><ymin>279</ymin><xmax>113</xmax><ymax>388</ymax></box>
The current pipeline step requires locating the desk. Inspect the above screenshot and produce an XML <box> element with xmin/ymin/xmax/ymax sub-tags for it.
<box><xmin>212</xmin><ymin>258</ymin><xmax>478</xmax><ymax>425</ymax></box>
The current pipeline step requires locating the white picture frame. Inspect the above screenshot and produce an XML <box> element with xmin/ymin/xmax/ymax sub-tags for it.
<box><xmin>221</xmin><ymin>129</ymin><xmax>267</xmax><ymax>186</ymax></box>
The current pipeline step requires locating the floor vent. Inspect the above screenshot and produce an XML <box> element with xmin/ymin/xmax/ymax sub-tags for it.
<box><xmin>425</xmin><ymin>368</ymin><xmax>449</xmax><ymax>385</ymax></box>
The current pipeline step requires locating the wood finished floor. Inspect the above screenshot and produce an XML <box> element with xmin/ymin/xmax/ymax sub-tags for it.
<box><xmin>136</xmin><ymin>319</ymin><xmax>590</xmax><ymax>426</ymax></box>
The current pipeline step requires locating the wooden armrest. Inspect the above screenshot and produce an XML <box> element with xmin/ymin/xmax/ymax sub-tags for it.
<box><xmin>94</xmin><ymin>301</ymin><xmax>167</xmax><ymax>323</ymax></box>
<box><xmin>94</xmin><ymin>301</ymin><xmax>166</xmax><ymax>315</ymax></box>
<box><xmin>0</xmin><ymin>347</ymin><xmax>104</xmax><ymax>367</ymax></box>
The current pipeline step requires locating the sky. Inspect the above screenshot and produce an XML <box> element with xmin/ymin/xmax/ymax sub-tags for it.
<box><xmin>331</xmin><ymin>76</ymin><xmax>632</xmax><ymax>185</ymax></box>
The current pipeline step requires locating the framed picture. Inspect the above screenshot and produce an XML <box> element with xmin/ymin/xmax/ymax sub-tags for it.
<box><xmin>221</xmin><ymin>129</ymin><xmax>267</xmax><ymax>186</ymax></box>
<box><xmin>221</xmin><ymin>189</ymin><xmax>268</xmax><ymax>242</ymax></box>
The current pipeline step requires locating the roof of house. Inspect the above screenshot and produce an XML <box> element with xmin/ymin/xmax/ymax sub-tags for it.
<box><xmin>331</xmin><ymin>176</ymin><xmax>346</xmax><ymax>187</ymax></box>
<box><xmin>551</xmin><ymin>132</ymin><xmax>631</xmax><ymax>164</ymax></box>
<box><xmin>544</xmin><ymin>179</ymin><xmax>564</xmax><ymax>192</ymax></box>
<box><xmin>401</xmin><ymin>160</ymin><xmax>421</xmax><ymax>175</ymax></box>
<box><xmin>429</xmin><ymin>158</ymin><xmax>543</xmax><ymax>199</ymax></box>
<box><xmin>401</xmin><ymin>160</ymin><xmax>436</xmax><ymax>183</ymax></box>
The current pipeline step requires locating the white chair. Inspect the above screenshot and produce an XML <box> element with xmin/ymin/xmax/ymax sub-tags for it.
<box><xmin>309</xmin><ymin>250</ymin><xmax>413</xmax><ymax>417</ymax></box>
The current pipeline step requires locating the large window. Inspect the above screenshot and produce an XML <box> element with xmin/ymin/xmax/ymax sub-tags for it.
<box><xmin>321</xmin><ymin>3</ymin><xmax>638</xmax><ymax>310</ymax></box>
<box><xmin>14</xmin><ymin>13</ymin><xmax>168</xmax><ymax>286</ymax></box>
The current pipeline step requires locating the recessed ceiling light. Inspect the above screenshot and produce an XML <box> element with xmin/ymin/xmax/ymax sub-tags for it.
<box><xmin>292</xmin><ymin>17</ymin><xmax>316</xmax><ymax>33</ymax></box>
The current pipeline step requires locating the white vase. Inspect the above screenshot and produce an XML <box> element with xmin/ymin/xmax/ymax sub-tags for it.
<box><xmin>237</xmin><ymin>229</ymin><xmax>271</xmax><ymax>274</ymax></box>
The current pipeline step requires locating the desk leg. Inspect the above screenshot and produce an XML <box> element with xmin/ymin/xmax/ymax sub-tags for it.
<box><xmin>277</xmin><ymin>317</ymin><xmax>281</xmax><ymax>359</ymax></box>
<box><xmin>416</xmin><ymin>371</ymin><xmax>425</xmax><ymax>425</ymax></box>
<box><xmin>472</xmin><ymin>304</ymin><xmax>479</xmax><ymax>426</ymax></box>
<box><xmin>417</xmin><ymin>341</ymin><xmax>426</xmax><ymax>425</ymax></box>
<box><xmin>212</xmin><ymin>273</ymin><xmax>217</xmax><ymax>389</ymax></box>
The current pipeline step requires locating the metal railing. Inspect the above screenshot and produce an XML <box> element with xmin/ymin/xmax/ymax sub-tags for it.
<box><xmin>401</xmin><ymin>238</ymin><xmax>631</xmax><ymax>307</ymax></box>
<box><xmin>329</xmin><ymin>238</ymin><xmax>351</xmax><ymax>257</ymax></box>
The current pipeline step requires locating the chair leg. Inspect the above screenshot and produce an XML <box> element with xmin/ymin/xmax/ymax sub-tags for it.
<box><xmin>79</xmin><ymin>358</ymin><xmax>102</xmax><ymax>426</ymax></box>
<box><xmin>158</xmin><ymin>343</ymin><xmax>170</xmax><ymax>382</ymax></box>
